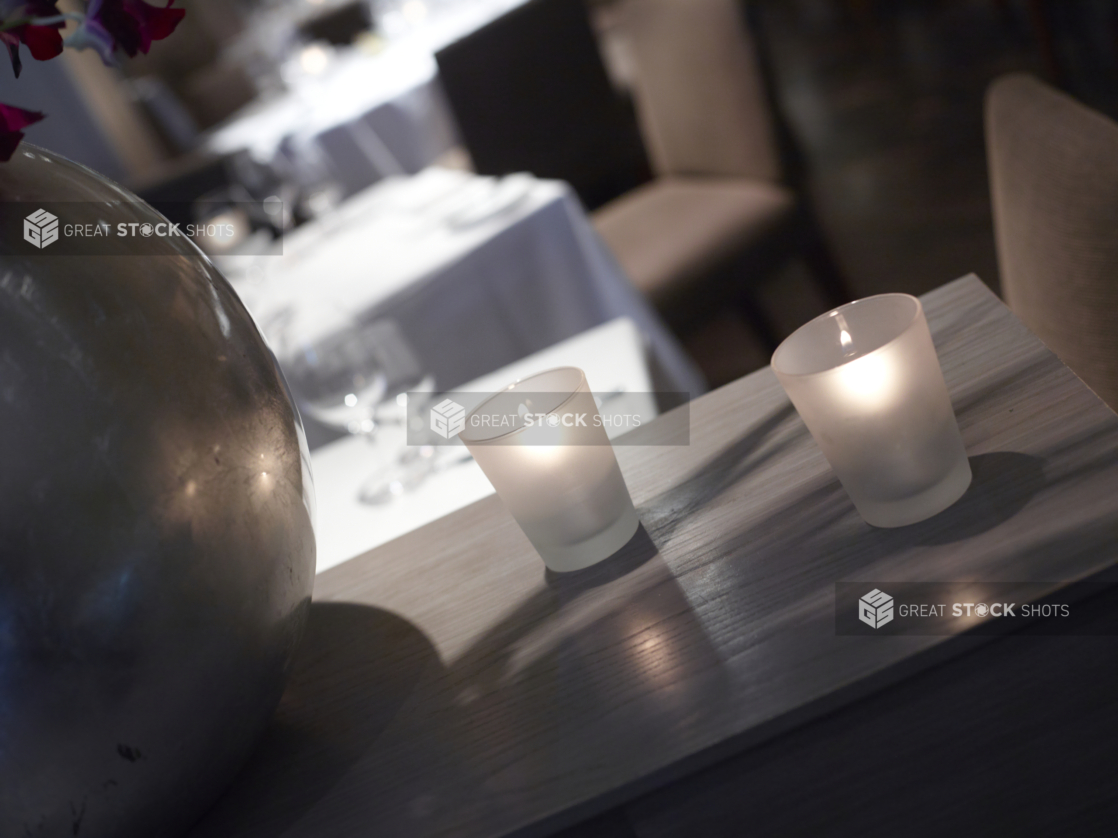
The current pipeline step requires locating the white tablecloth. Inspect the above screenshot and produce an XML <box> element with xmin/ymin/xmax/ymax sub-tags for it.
<box><xmin>204</xmin><ymin>0</ymin><xmax>533</xmax><ymax>190</ymax></box>
<box><xmin>222</xmin><ymin>168</ymin><xmax>704</xmax><ymax>440</ymax></box>
<box><xmin>311</xmin><ymin>317</ymin><xmax>656</xmax><ymax>571</ymax></box>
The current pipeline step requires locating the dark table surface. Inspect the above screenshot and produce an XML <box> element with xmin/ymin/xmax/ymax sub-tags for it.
<box><xmin>190</xmin><ymin>275</ymin><xmax>1118</xmax><ymax>838</ymax></box>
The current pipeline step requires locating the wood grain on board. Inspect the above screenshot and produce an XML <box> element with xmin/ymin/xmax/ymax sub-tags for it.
<box><xmin>189</xmin><ymin>275</ymin><xmax>1118</xmax><ymax>838</ymax></box>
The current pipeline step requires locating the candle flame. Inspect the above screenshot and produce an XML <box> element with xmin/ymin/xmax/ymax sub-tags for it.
<box><xmin>834</xmin><ymin>311</ymin><xmax>857</xmax><ymax>357</ymax></box>
<box><xmin>836</xmin><ymin>352</ymin><xmax>895</xmax><ymax>409</ymax></box>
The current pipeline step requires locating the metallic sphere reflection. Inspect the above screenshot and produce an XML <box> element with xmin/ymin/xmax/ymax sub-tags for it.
<box><xmin>0</xmin><ymin>146</ymin><xmax>316</xmax><ymax>838</ymax></box>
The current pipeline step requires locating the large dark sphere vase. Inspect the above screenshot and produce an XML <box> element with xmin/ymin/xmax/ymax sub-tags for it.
<box><xmin>0</xmin><ymin>145</ymin><xmax>316</xmax><ymax>837</ymax></box>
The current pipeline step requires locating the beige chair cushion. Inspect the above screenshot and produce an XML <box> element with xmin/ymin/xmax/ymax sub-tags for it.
<box><xmin>986</xmin><ymin>74</ymin><xmax>1118</xmax><ymax>410</ymax></box>
<box><xmin>593</xmin><ymin>176</ymin><xmax>796</xmax><ymax>303</ymax></box>
<box><xmin>622</xmin><ymin>0</ymin><xmax>781</xmax><ymax>182</ymax></box>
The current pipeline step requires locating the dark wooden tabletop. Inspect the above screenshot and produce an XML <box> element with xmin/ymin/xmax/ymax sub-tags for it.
<box><xmin>189</xmin><ymin>275</ymin><xmax>1118</xmax><ymax>838</ymax></box>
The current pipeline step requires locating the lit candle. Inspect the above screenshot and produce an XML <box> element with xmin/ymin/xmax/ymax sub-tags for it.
<box><xmin>772</xmin><ymin>294</ymin><xmax>971</xmax><ymax>527</ymax></box>
<box><xmin>459</xmin><ymin>367</ymin><xmax>640</xmax><ymax>571</ymax></box>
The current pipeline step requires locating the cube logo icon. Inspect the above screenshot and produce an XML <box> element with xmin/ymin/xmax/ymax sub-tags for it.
<box><xmin>430</xmin><ymin>398</ymin><xmax>466</xmax><ymax>439</ymax></box>
<box><xmin>859</xmin><ymin>589</ymin><xmax>894</xmax><ymax>629</ymax></box>
<box><xmin>24</xmin><ymin>209</ymin><xmax>59</xmax><ymax>249</ymax></box>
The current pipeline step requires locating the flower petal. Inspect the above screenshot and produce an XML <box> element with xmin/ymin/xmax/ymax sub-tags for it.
<box><xmin>19</xmin><ymin>24</ymin><xmax>63</xmax><ymax>61</ymax></box>
<box><xmin>87</xmin><ymin>0</ymin><xmax>142</xmax><ymax>57</ymax></box>
<box><xmin>0</xmin><ymin>32</ymin><xmax>22</xmax><ymax>78</ymax></box>
<box><xmin>75</xmin><ymin>0</ymin><xmax>185</xmax><ymax>59</ymax></box>
<box><xmin>63</xmin><ymin>16</ymin><xmax>119</xmax><ymax>66</ymax></box>
<box><xmin>125</xmin><ymin>0</ymin><xmax>185</xmax><ymax>45</ymax></box>
<box><xmin>0</xmin><ymin>101</ymin><xmax>45</xmax><ymax>132</ymax></box>
<box><xmin>0</xmin><ymin>101</ymin><xmax>45</xmax><ymax>162</ymax></box>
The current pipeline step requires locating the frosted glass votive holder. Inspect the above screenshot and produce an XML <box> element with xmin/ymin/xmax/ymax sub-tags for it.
<box><xmin>459</xmin><ymin>367</ymin><xmax>640</xmax><ymax>572</ymax></box>
<box><xmin>771</xmin><ymin>294</ymin><xmax>971</xmax><ymax>528</ymax></box>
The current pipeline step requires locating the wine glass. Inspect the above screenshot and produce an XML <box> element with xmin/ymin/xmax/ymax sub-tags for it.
<box><xmin>271</xmin><ymin>306</ymin><xmax>392</xmax><ymax>434</ymax></box>
<box><xmin>268</xmin><ymin>306</ymin><xmax>442</xmax><ymax>501</ymax></box>
<box><xmin>276</xmin><ymin>134</ymin><xmax>347</xmax><ymax>223</ymax></box>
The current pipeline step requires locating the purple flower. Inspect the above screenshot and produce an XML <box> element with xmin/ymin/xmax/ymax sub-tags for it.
<box><xmin>0</xmin><ymin>0</ymin><xmax>185</xmax><ymax>160</ymax></box>
<box><xmin>62</xmin><ymin>0</ymin><xmax>115</xmax><ymax>64</ymax></box>
<box><xmin>0</xmin><ymin>101</ymin><xmax>44</xmax><ymax>160</ymax></box>
<box><xmin>74</xmin><ymin>0</ymin><xmax>184</xmax><ymax>64</ymax></box>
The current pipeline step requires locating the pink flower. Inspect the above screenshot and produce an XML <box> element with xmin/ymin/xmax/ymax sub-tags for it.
<box><xmin>1</xmin><ymin>2</ymin><xmax>64</xmax><ymax>77</ymax></box>
<box><xmin>0</xmin><ymin>0</ymin><xmax>185</xmax><ymax>160</ymax></box>
<box><xmin>0</xmin><ymin>101</ymin><xmax>44</xmax><ymax>161</ymax></box>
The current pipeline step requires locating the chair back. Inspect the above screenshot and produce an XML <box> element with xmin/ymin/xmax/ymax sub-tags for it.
<box><xmin>622</xmin><ymin>0</ymin><xmax>782</xmax><ymax>182</ymax></box>
<box><xmin>435</xmin><ymin>0</ymin><xmax>652</xmax><ymax>211</ymax></box>
<box><xmin>986</xmin><ymin>73</ymin><xmax>1118</xmax><ymax>409</ymax></box>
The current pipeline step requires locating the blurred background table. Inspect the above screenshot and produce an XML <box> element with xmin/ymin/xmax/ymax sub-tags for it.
<box><xmin>203</xmin><ymin>0</ymin><xmax>535</xmax><ymax>193</ymax></box>
<box><xmin>17</xmin><ymin>0</ymin><xmax>1118</xmax><ymax>400</ymax></box>
<box><xmin>219</xmin><ymin>167</ymin><xmax>703</xmax><ymax>447</ymax></box>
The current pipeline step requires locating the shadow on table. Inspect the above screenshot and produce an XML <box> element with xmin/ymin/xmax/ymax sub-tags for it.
<box><xmin>638</xmin><ymin>400</ymin><xmax>800</xmax><ymax>546</ymax></box>
<box><xmin>417</xmin><ymin>522</ymin><xmax>732</xmax><ymax>834</ymax></box>
<box><xmin>187</xmin><ymin>522</ymin><xmax>731</xmax><ymax>837</ymax></box>
<box><xmin>183</xmin><ymin>427</ymin><xmax>1081</xmax><ymax>835</ymax></box>
<box><xmin>910</xmin><ymin>451</ymin><xmax>1045</xmax><ymax>545</ymax></box>
<box><xmin>707</xmin><ymin>450</ymin><xmax>1049</xmax><ymax>568</ymax></box>
<box><xmin>444</xmin><ymin>521</ymin><xmax>728</xmax><ymax>706</ymax></box>
<box><xmin>543</xmin><ymin>523</ymin><xmax>660</xmax><ymax>592</ymax></box>
<box><xmin>628</xmin><ymin>408</ymin><xmax>1061</xmax><ymax>642</ymax></box>
<box><xmin>187</xmin><ymin>602</ymin><xmax>439</xmax><ymax>838</ymax></box>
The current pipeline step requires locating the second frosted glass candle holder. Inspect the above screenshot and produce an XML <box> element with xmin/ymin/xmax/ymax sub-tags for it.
<box><xmin>459</xmin><ymin>367</ymin><xmax>640</xmax><ymax>572</ymax></box>
<box><xmin>771</xmin><ymin>294</ymin><xmax>971</xmax><ymax>528</ymax></box>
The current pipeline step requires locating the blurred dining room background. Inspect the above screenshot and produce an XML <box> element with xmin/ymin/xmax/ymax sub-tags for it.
<box><xmin>10</xmin><ymin>0</ymin><xmax>1118</xmax><ymax>382</ymax></box>
<box><xmin>6</xmin><ymin>0</ymin><xmax>1117</xmax><ymax>565</ymax></box>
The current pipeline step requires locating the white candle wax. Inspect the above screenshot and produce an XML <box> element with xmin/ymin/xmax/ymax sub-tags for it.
<box><xmin>459</xmin><ymin>367</ymin><xmax>640</xmax><ymax>571</ymax></box>
<box><xmin>772</xmin><ymin>294</ymin><xmax>971</xmax><ymax>527</ymax></box>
